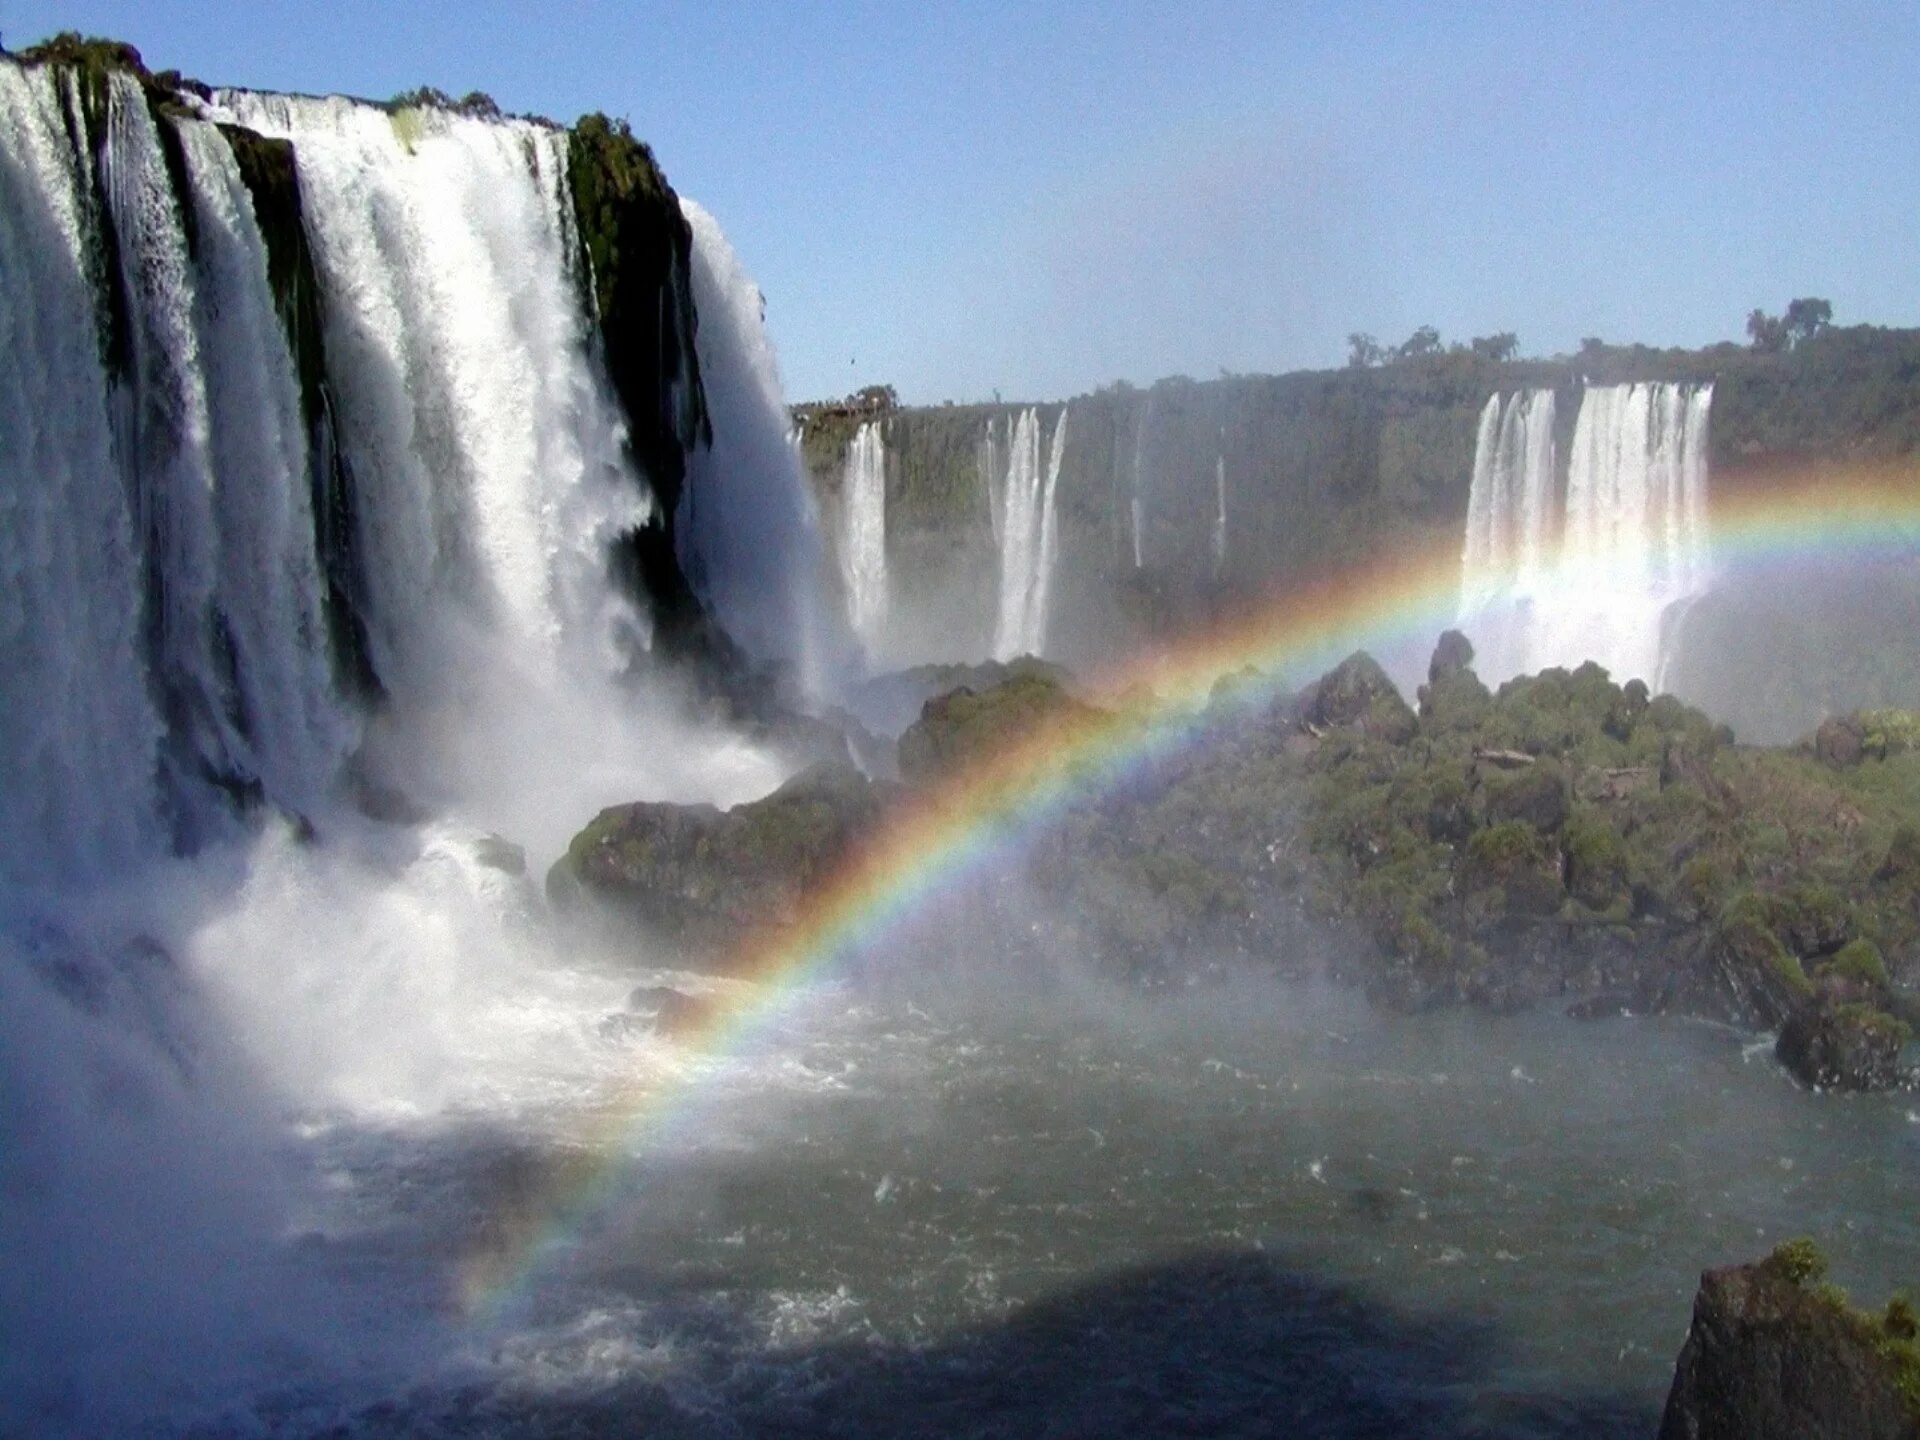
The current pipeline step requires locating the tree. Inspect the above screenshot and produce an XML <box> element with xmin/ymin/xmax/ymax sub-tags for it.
<box><xmin>1396</xmin><ymin>325</ymin><xmax>1442</xmax><ymax>361</ymax></box>
<box><xmin>1746</xmin><ymin>308</ymin><xmax>1789</xmax><ymax>354</ymax></box>
<box><xmin>1470</xmin><ymin>332</ymin><xmax>1519</xmax><ymax>363</ymax></box>
<box><xmin>1346</xmin><ymin>332</ymin><xmax>1384</xmax><ymax>368</ymax></box>
<box><xmin>1784</xmin><ymin>297</ymin><xmax>1833</xmax><ymax>346</ymax></box>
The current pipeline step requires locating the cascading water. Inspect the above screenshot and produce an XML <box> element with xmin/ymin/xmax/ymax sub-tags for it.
<box><xmin>1457</xmin><ymin>389</ymin><xmax>1557</xmax><ymax>678</ymax></box>
<box><xmin>0</xmin><ymin>60</ymin><xmax>802</xmax><ymax>1433</ymax></box>
<box><xmin>987</xmin><ymin>406</ymin><xmax>1067</xmax><ymax>660</ymax></box>
<box><xmin>1212</xmin><ymin>452</ymin><xmax>1228</xmax><ymax>575</ymax></box>
<box><xmin>1457</xmin><ymin>382</ymin><xmax>1710</xmax><ymax>686</ymax></box>
<box><xmin>679</xmin><ymin>199</ymin><xmax>847</xmax><ymax>696</ymax></box>
<box><xmin>839</xmin><ymin>421</ymin><xmax>890</xmax><ymax>654</ymax></box>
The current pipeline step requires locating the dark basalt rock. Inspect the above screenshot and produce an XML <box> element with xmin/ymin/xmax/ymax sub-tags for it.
<box><xmin>1659</xmin><ymin>1250</ymin><xmax>1920</xmax><ymax>1440</ymax></box>
<box><xmin>550</xmin><ymin>762</ymin><xmax>885</xmax><ymax>967</ymax></box>
<box><xmin>1299</xmin><ymin>651</ymin><xmax>1417</xmax><ymax>743</ymax></box>
<box><xmin>1776</xmin><ymin>996</ymin><xmax>1913</xmax><ymax>1092</ymax></box>
<box><xmin>897</xmin><ymin>669</ymin><xmax>1101</xmax><ymax>784</ymax></box>
<box><xmin>1817</xmin><ymin>713</ymin><xmax>1868</xmax><ymax>768</ymax></box>
<box><xmin>624</xmin><ymin>985</ymin><xmax>716</xmax><ymax>1038</ymax></box>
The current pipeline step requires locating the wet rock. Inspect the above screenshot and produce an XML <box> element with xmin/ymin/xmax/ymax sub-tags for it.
<box><xmin>625</xmin><ymin>985</ymin><xmax>717</xmax><ymax>1038</ymax></box>
<box><xmin>1775</xmin><ymin>998</ymin><xmax>1913</xmax><ymax>1092</ymax></box>
<box><xmin>473</xmin><ymin>834</ymin><xmax>526</xmax><ymax>876</ymax></box>
<box><xmin>1299</xmin><ymin>651</ymin><xmax>1416</xmax><ymax>743</ymax></box>
<box><xmin>1426</xmin><ymin>629</ymin><xmax>1474</xmax><ymax>684</ymax></box>
<box><xmin>1815</xmin><ymin>713</ymin><xmax>1867</xmax><ymax>768</ymax></box>
<box><xmin>1659</xmin><ymin>1250</ymin><xmax>1920</xmax><ymax>1439</ymax></box>
<box><xmin>897</xmin><ymin>669</ymin><xmax>1101</xmax><ymax>784</ymax></box>
<box><xmin>550</xmin><ymin>762</ymin><xmax>885</xmax><ymax>967</ymax></box>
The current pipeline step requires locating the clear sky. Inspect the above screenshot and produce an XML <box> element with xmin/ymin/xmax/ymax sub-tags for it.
<box><xmin>8</xmin><ymin>1</ymin><xmax>1916</xmax><ymax>405</ymax></box>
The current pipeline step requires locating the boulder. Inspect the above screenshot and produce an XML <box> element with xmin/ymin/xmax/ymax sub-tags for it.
<box><xmin>1659</xmin><ymin>1249</ymin><xmax>1919</xmax><ymax>1440</ymax></box>
<box><xmin>473</xmin><ymin>834</ymin><xmax>526</xmax><ymax>876</ymax></box>
<box><xmin>1427</xmin><ymin>629</ymin><xmax>1475</xmax><ymax>684</ymax></box>
<box><xmin>625</xmin><ymin>984</ymin><xmax>717</xmax><ymax>1038</ymax></box>
<box><xmin>1776</xmin><ymin>998</ymin><xmax>1913</xmax><ymax>1092</ymax></box>
<box><xmin>1300</xmin><ymin>652</ymin><xmax>1417</xmax><ymax>743</ymax></box>
<box><xmin>1816</xmin><ymin>713</ymin><xmax>1867</xmax><ymax>768</ymax></box>
<box><xmin>897</xmin><ymin>670</ymin><xmax>1101</xmax><ymax>784</ymax></box>
<box><xmin>549</xmin><ymin>762</ymin><xmax>885</xmax><ymax>966</ymax></box>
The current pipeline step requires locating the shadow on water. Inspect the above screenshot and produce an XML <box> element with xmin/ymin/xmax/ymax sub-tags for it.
<box><xmin>308</xmin><ymin>1248</ymin><xmax>1659</xmax><ymax>1439</ymax></box>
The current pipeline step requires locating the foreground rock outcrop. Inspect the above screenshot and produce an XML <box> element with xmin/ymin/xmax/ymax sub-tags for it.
<box><xmin>1659</xmin><ymin>1242</ymin><xmax>1920</xmax><ymax>1439</ymax></box>
<box><xmin>554</xmin><ymin>635</ymin><xmax>1920</xmax><ymax>1086</ymax></box>
<box><xmin>549</xmin><ymin>763</ymin><xmax>887</xmax><ymax>965</ymax></box>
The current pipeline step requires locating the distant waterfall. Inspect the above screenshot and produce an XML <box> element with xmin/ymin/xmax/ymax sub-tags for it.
<box><xmin>1459</xmin><ymin>391</ymin><xmax>1557</xmax><ymax>615</ymax></box>
<box><xmin>1212</xmin><ymin>453</ymin><xmax>1228</xmax><ymax>575</ymax></box>
<box><xmin>987</xmin><ymin>407</ymin><xmax>1067</xmax><ymax>660</ymax></box>
<box><xmin>840</xmin><ymin>422</ymin><xmax>889</xmax><ymax>653</ymax></box>
<box><xmin>1458</xmin><ymin>382</ymin><xmax>1712</xmax><ymax>685</ymax></box>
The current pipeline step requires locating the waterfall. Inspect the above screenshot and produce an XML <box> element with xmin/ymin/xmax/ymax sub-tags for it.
<box><xmin>1212</xmin><ymin>452</ymin><xmax>1228</xmax><ymax>575</ymax></box>
<box><xmin>214</xmin><ymin>91</ymin><xmax>648</xmax><ymax>703</ymax></box>
<box><xmin>1458</xmin><ymin>382</ymin><xmax>1712</xmax><ymax>686</ymax></box>
<box><xmin>678</xmin><ymin>199</ymin><xmax>845</xmax><ymax>696</ymax></box>
<box><xmin>839</xmin><ymin>422</ymin><xmax>889</xmax><ymax>653</ymax></box>
<box><xmin>988</xmin><ymin>406</ymin><xmax>1067</xmax><ymax>660</ymax></box>
<box><xmin>0</xmin><ymin>64</ymin><xmax>811</xmax><ymax>1427</ymax></box>
<box><xmin>1129</xmin><ymin>400</ymin><xmax>1150</xmax><ymax>569</ymax></box>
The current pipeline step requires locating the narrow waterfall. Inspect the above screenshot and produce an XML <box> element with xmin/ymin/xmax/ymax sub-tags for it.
<box><xmin>988</xmin><ymin>407</ymin><xmax>1068</xmax><ymax>660</ymax></box>
<box><xmin>1129</xmin><ymin>400</ymin><xmax>1150</xmax><ymax>569</ymax></box>
<box><xmin>1457</xmin><ymin>382</ymin><xmax>1712</xmax><ymax>686</ymax></box>
<box><xmin>1212</xmin><ymin>453</ymin><xmax>1228</xmax><ymax>575</ymax></box>
<box><xmin>840</xmin><ymin>422</ymin><xmax>890</xmax><ymax>653</ymax></box>
<box><xmin>679</xmin><ymin>199</ymin><xmax>846</xmax><ymax>695</ymax></box>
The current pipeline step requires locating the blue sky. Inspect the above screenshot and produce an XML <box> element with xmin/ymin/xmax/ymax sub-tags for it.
<box><xmin>8</xmin><ymin>1</ymin><xmax>1917</xmax><ymax>404</ymax></box>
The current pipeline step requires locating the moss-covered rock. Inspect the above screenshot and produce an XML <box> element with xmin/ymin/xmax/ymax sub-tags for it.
<box><xmin>897</xmin><ymin>670</ymin><xmax>1104</xmax><ymax>784</ymax></box>
<box><xmin>550</xmin><ymin>762</ymin><xmax>884</xmax><ymax>966</ymax></box>
<box><xmin>1300</xmin><ymin>652</ymin><xmax>1417</xmax><ymax>742</ymax></box>
<box><xmin>1776</xmin><ymin>999</ymin><xmax>1914</xmax><ymax>1091</ymax></box>
<box><xmin>1660</xmin><ymin>1246</ymin><xmax>1920</xmax><ymax>1438</ymax></box>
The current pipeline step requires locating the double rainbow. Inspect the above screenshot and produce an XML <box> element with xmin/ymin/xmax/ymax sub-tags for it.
<box><xmin>460</xmin><ymin>462</ymin><xmax>1920</xmax><ymax>1318</ymax></box>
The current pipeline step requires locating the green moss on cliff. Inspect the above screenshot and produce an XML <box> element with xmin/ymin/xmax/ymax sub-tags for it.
<box><xmin>566</xmin><ymin>111</ymin><xmax>711</xmax><ymax>649</ymax></box>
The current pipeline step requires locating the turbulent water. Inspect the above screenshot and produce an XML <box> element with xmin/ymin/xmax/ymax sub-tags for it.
<box><xmin>117</xmin><ymin>972</ymin><xmax>1920</xmax><ymax>1437</ymax></box>
<box><xmin>0</xmin><ymin>60</ymin><xmax>798</xmax><ymax>1434</ymax></box>
<box><xmin>839</xmin><ymin>422</ymin><xmax>890</xmax><ymax>656</ymax></box>
<box><xmin>1459</xmin><ymin>383</ymin><xmax>1711</xmax><ymax>687</ymax></box>
<box><xmin>986</xmin><ymin>407</ymin><xmax>1067</xmax><ymax>660</ymax></box>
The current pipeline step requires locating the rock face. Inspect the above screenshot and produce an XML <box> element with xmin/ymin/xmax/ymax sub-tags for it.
<box><xmin>1776</xmin><ymin>997</ymin><xmax>1913</xmax><ymax>1092</ymax></box>
<box><xmin>549</xmin><ymin>763</ymin><xmax>885</xmax><ymax>965</ymax></box>
<box><xmin>1299</xmin><ymin>652</ymin><xmax>1418</xmax><ymax>743</ymax></box>
<box><xmin>1659</xmin><ymin>1251</ymin><xmax>1920</xmax><ymax>1440</ymax></box>
<box><xmin>897</xmin><ymin>668</ymin><xmax>1100</xmax><ymax>784</ymax></box>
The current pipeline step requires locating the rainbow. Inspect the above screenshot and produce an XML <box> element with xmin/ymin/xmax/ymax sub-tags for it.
<box><xmin>459</xmin><ymin>462</ymin><xmax>1920</xmax><ymax>1318</ymax></box>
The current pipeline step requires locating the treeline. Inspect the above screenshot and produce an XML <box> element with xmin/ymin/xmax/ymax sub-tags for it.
<box><xmin>1345</xmin><ymin>296</ymin><xmax>1846</xmax><ymax>372</ymax></box>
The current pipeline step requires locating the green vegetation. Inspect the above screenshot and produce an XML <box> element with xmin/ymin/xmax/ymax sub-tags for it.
<box><xmin>1763</xmin><ymin>1238</ymin><xmax>1920</xmax><ymax>1412</ymax></box>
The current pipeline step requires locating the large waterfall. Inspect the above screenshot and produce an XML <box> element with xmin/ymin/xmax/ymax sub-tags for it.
<box><xmin>1458</xmin><ymin>382</ymin><xmax>1711</xmax><ymax>686</ymax></box>
<box><xmin>0</xmin><ymin>55</ymin><xmax>816</xmax><ymax>1431</ymax></box>
<box><xmin>985</xmin><ymin>406</ymin><xmax>1068</xmax><ymax>660</ymax></box>
<box><xmin>839</xmin><ymin>421</ymin><xmax>890</xmax><ymax>654</ymax></box>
